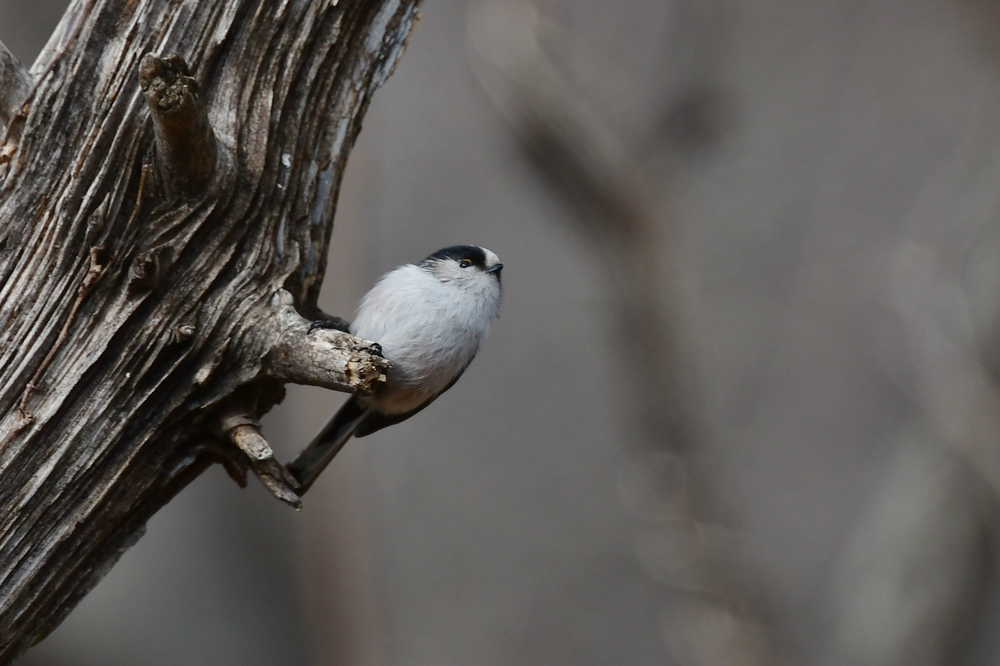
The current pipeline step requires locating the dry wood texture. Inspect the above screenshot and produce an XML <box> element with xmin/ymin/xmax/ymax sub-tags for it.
<box><xmin>0</xmin><ymin>0</ymin><xmax>419</xmax><ymax>659</ymax></box>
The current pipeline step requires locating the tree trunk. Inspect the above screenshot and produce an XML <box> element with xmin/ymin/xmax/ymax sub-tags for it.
<box><xmin>0</xmin><ymin>0</ymin><xmax>419</xmax><ymax>659</ymax></box>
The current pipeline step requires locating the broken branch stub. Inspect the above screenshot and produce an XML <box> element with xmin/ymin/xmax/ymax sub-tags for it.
<box><xmin>204</xmin><ymin>290</ymin><xmax>387</xmax><ymax>507</ymax></box>
<box><xmin>139</xmin><ymin>53</ymin><xmax>218</xmax><ymax>197</ymax></box>
<box><xmin>263</xmin><ymin>291</ymin><xmax>389</xmax><ymax>395</ymax></box>
<box><xmin>220</xmin><ymin>415</ymin><xmax>302</xmax><ymax>510</ymax></box>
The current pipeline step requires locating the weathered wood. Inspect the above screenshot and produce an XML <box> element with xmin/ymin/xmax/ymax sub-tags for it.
<box><xmin>263</xmin><ymin>289</ymin><xmax>388</xmax><ymax>393</ymax></box>
<box><xmin>0</xmin><ymin>0</ymin><xmax>420</xmax><ymax>659</ymax></box>
<box><xmin>225</xmin><ymin>421</ymin><xmax>301</xmax><ymax>509</ymax></box>
<box><xmin>139</xmin><ymin>53</ymin><xmax>219</xmax><ymax>197</ymax></box>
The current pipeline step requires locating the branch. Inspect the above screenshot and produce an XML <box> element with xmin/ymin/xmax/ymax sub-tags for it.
<box><xmin>221</xmin><ymin>418</ymin><xmax>302</xmax><ymax>509</ymax></box>
<box><xmin>0</xmin><ymin>39</ymin><xmax>32</xmax><ymax>129</ymax></box>
<box><xmin>469</xmin><ymin>4</ymin><xmax>774</xmax><ymax>665</ymax></box>
<box><xmin>826</xmin><ymin>431</ymin><xmax>992</xmax><ymax>665</ymax></box>
<box><xmin>468</xmin><ymin>1</ymin><xmax>648</xmax><ymax>241</ymax></box>
<box><xmin>139</xmin><ymin>53</ymin><xmax>218</xmax><ymax>197</ymax></box>
<box><xmin>819</xmin><ymin>242</ymin><xmax>1000</xmax><ymax>663</ymax></box>
<box><xmin>263</xmin><ymin>291</ymin><xmax>387</xmax><ymax>394</ymax></box>
<box><xmin>468</xmin><ymin>0</ymin><xmax>687</xmax><ymax>444</ymax></box>
<box><xmin>0</xmin><ymin>0</ymin><xmax>422</xmax><ymax>658</ymax></box>
<box><xmin>208</xmin><ymin>289</ymin><xmax>388</xmax><ymax>507</ymax></box>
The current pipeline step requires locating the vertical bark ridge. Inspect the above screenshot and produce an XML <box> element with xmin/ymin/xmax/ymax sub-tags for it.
<box><xmin>0</xmin><ymin>0</ymin><xmax>420</xmax><ymax>657</ymax></box>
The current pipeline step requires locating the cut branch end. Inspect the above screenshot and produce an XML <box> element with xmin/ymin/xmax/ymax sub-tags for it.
<box><xmin>223</xmin><ymin>420</ymin><xmax>302</xmax><ymax>509</ymax></box>
<box><xmin>139</xmin><ymin>53</ymin><xmax>218</xmax><ymax>197</ymax></box>
<box><xmin>263</xmin><ymin>290</ymin><xmax>389</xmax><ymax>394</ymax></box>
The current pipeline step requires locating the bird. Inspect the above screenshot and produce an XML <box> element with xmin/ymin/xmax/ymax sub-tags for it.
<box><xmin>287</xmin><ymin>245</ymin><xmax>503</xmax><ymax>493</ymax></box>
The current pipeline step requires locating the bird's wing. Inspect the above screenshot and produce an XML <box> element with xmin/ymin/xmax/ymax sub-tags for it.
<box><xmin>354</xmin><ymin>363</ymin><xmax>471</xmax><ymax>437</ymax></box>
<box><xmin>287</xmin><ymin>396</ymin><xmax>370</xmax><ymax>493</ymax></box>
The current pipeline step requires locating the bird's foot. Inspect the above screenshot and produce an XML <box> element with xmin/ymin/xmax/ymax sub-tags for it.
<box><xmin>308</xmin><ymin>315</ymin><xmax>351</xmax><ymax>334</ymax></box>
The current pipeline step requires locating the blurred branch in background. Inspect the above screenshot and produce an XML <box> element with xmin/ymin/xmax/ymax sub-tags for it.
<box><xmin>824</xmin><ymin>423</ymin><xmax>993</xmax><ymax>666</ymax></box>
<box><xmin>468</xmin><ymin>2</ymin><xmax>777</xmax><ymax>664</ymax></box>
<box><xmin>822</xmin><ymin>230</ymin><xmax>1000</xmax><ymax>661</ymax></box>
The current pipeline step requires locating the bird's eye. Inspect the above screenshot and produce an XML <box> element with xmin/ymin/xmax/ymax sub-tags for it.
<box><xmin>459</xmin><ymin>258</ymin><xmax>473</xmax><ymax>268</ymax></box>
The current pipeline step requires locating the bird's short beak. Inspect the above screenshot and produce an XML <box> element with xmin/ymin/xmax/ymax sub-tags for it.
<box><xmin>485</xmin><ymin>263</ymin><xmax>503</xmax><ymax>275</ymax></box>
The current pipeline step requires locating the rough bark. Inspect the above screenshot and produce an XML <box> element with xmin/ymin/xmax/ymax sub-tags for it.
<box><xmin>0</xmin><ymin>0</ymin><xmax>419</xmax><ymax>660</ymax></box>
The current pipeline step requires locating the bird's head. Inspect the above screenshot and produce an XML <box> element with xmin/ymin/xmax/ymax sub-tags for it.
<box><xmin>421</xmin><ymin>245</ymin><xmax>503</xmax><ymax>289</ymax></box>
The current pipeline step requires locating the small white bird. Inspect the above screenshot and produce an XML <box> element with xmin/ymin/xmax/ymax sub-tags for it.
<box><xmin>288</xmin><ymin>245</ymin><xmax>503</xmax><ymax>492</ymax></box>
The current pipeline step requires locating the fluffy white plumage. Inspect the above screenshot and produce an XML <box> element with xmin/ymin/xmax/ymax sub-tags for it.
<box><xmin>288</xmin><ymin>245</ymin><xmax>503</xmax><ymax>492</ymax></box>
<box><xmin>353</xmin><ymin>248</ymin><xmax>502</xmax><ymax>414</ymax></box>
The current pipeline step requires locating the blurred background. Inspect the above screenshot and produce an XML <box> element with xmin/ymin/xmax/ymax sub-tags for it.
<box><xmin>9</xmin><ymin>0</ymin><xmax>1000</xmax><ymax>664</ymax></box>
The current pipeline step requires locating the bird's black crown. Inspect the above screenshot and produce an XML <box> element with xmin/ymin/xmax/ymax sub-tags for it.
<box><xmin>422</xmin><ymin>245</ymin><xmax>488</xmax><ymax>269</ymax></box>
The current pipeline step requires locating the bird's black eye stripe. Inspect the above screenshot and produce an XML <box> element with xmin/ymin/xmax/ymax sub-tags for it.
<box><xmin>423</xmin><ymin>245</ymin><xmax>487</xmax><ymax>270</ymax></box>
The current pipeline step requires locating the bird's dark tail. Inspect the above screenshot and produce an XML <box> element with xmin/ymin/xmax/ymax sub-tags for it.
<box><xmin>287</xmin><ymin>396</ymin><xmax>370</xmax><ymax>494</ymax></box>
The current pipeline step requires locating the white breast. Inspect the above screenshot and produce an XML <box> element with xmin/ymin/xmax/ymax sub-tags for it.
<box><xmin>351</xmin><ymin>263</ymin><xmax>500</xmax><ymax>415</ymax></box>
